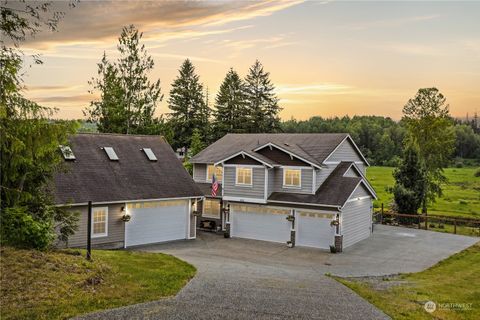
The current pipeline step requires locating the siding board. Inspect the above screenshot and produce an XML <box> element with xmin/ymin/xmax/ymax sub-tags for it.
<box><xmin>193</xmin><ymin>163</ymin><xmax>207</xmax><ymax>182</ymax></box>
<box><xmin>342</xmin><ymin>197</ymin><xmax>372</xmax><ymax>248</ymax></box>
<box><xmin>61</xmin><ymin>203</ymin><xmax>125</xmax><ymax>249</ymax></box>
<box><xmin>326</xmin><ymin>140</ymin><xmax>366</xmax><ymax>174</ymax></box>
<box><xmin>273</xmin><ymin>167</ymin><xmax>313</xmax><ymax>194</ymax></box>
<box><xmin>223</xmin><ymin>166</ymin><xmax>265</xmax><ymax>199</ymax></box>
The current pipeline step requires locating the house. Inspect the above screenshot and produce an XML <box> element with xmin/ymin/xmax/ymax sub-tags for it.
<box><xmin>190</xmin><ymin>133</ymin><xmax>377</xmax><ymax>251</ymax></box>
<box><xmin>54</xmin><ymin>133</ymin><xmax>203</xmax><ymax>249</ymax></box>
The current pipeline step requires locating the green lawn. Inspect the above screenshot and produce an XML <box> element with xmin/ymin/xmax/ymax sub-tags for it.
<box><xmin>0</xmin><ymin>247</ymin><xmax>196</xmax><ymax>320</ymax></box>
<box><xmin>367</xmin><ymin>166</ymin><xmax>480</xmax><ymax>219</ymax></box>
<box><xmin>334</xmin><ymin>242</ymin><xmax>480</xmax><ymax>320</ymax></box>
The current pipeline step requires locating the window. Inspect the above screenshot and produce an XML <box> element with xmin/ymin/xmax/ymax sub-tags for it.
<box><xmin>103</xmin><ymin>147</ymin><xmax>119</xmax><ymax>161</ymax></box>
<box><xmin>92</xmin><ymin>207</ymin><xmax>108</xmax><ymax>237</ymax></box>
<box><xmin>142</xmin><ymin>148</ymin><xmax>157</xmax><ymax>161</ymax></box>
<box><xmin>203</xmin><ymin>199</ymin><xmax>221</xmax><ymax>219</ymax></box>
<box><xmin>59</xmin><ymin>145</ymin><xmax>75</xmax><ymax>160</ymax></box>
<box><xmin>283</xmin><ymin>168</ymin><xmax>301</xmax><ymax>187</ymax></box>
<box><xmin>207</xmin><ymin>165</ymin><xmax>223</xmax><ymax>183</ymax></box>
<box><xmin>236</xmin><ymin>167</ymin><xmax>252</xmax><ymax>185</ymax></box>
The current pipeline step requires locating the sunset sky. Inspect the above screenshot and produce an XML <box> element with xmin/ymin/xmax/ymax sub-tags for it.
<box><xmin>20</xmin><ymin>0</ymin><xmax>480</xmax><ymax>120</ymax></box>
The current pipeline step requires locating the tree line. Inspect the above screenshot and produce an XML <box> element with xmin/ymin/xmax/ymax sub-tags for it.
<box><xmin>85</xmin><ymin>25</ymin><xmax>480</xmax><ymax>166</ymax></box>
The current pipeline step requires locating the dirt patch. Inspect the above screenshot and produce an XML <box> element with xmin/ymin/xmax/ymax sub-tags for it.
<box><xmin>340</xmin><ymin>274</ymin><xmax>413</xmax><ymax>291</ymax></box>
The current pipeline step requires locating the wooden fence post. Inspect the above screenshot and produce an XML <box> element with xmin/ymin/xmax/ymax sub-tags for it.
<box><xmin>454</xmin><ymin>219</ymin><xmax>457</xmax><ymax>234</ymax></box>
<box><xmin>425</xmin><ymin>214</ymin><xmax>428</xmax><ymax>230</ymax></box>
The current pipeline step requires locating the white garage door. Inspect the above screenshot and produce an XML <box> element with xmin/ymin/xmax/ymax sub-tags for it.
<box><xmin>126</xmin><ymin>200</ymin><xmax>188</xmax><ymax>247</ymax></box>
<box><xmin>296</xmin><ymin>211</ymin><xmax>335</xmax><ymax>249</ymax></box>
<box><xmin>230</xmin><ymin>204</ymin><xmax>291</xmax><ymax>243</ymax></box>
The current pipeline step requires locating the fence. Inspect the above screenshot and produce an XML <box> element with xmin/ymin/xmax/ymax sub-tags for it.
<box><xmin>373</xmin><ymin>205</ymin><xmax>480</xmax><ymax>237</ymax></box>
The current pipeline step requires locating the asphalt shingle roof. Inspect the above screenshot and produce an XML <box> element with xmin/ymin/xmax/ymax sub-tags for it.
<box><xmin>54</xmin><ymin>133</ymin><xmax>203</xmax><ymax>205</ymax></box>
<box><xmin>190</xmin><ymin>133</ymin><xmax>350</xmax><ymax>166</ymax></box>
<box><xmin>268</xmin><ymin>162</ymin><xmax>373</xmax><ymax>208</ymax></box>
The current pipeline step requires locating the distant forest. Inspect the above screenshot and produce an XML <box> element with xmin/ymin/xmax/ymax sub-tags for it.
<box><xmin>281</xmin><ymin>115</ymin><xmax>480</xmax><ymax>166</ymax></box>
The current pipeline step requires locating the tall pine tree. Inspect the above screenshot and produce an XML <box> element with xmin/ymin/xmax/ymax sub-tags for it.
<box><xmin>86</xmin><ymin>25</ymin><xmax>162</xmax><ymax>134</ymax></box>
<box><xmin>244</xmin><ymin>60</ymin><xmax>282</xmax><ymax>132</ymax></box>
<box><xmin>168</xmin><ymin>59</ymin><xmax>208</xmax><ymax>149</ymax></box>
<box><xmin>213</xmin><ymin>68</ymin><xmax>248</xmax><ymax>140</ymax></box>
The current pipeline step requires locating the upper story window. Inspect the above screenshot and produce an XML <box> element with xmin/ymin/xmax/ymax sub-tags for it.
<box><xmin>207</xmin><ymin>165</ymin><xmax>223</xmax><ymax>183</ymax></box>
<box><xmin>92</xmin><ymin>207</ymin><xmax>108</xmax><ymax>237</ymax></box>
<box><xmin>236</xmin><ymin>167</ymin><xmax>252</xmax><ymax>185</ymax></box>
<box><xmin>283</xmin><ymin>168</ymin><xmax>301</xmax><ymax>188</ymax></box>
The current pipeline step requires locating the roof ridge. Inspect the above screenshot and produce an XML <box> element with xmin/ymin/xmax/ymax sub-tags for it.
<box><xmin>76</xmin><ymin>132</ymin><xmax>165</xmax><ymax>138</ymax></box>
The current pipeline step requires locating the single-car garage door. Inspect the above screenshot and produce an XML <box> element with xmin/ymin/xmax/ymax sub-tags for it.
<box><xmin>125</xmin><ymin>200</ymin><xmax>189</xmax><ymax>247</ymax></box>
<box><xmin>296</xmin><ymin>210</ymin><xmax>335</xmax><ymax>249</ymax></box>
<box><xmin>230</xmin><ymin>204</ymin><xmax>291</xmax><ymax>243</ymax></box>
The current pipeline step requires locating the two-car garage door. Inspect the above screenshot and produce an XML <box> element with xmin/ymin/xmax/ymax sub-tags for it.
<box><xmin>125</xmin><ymin>200</ymin><xmax>189</xmax><ymax>247</ymax></box>
<box><xmin>230</xmin><ymin>204</ymin><xmax>335</xmax><ymax>248</ymax></box>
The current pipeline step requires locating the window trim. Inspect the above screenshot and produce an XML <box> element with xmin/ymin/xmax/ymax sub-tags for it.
<box><xmin>91</xmin><ymin>206</ymin><xmax>108</xmax><ymax>238</ymax></box>
<box><xmin>235</xmin><ymin>166</ymin><xmax>253</xmax><ymax>186</ymax></box>
<box><xmin>206</xmin><ymin>164</ymin><xmax>223</xmax><ymax>183</ymax></box>
<box><xmin>202</xmin><ymin>198</ymin><xmax>221</xmax><ymax>219</ymax></box>
<box><xmin>283</xmin><ymin>167</ymin><xmax>302</xmax><ymax>188</ymax></box>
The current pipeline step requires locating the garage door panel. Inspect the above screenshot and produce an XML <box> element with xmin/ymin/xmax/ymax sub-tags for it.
<box><xmin>126</xmin><ymin>202</ymin><xmax>188</xmax><ymax>247</ymax></box>
<box><xmin>231</xmin><ymin>205</ymin><xmax>291</xmax><ymax>244</ymax></box>
<box><xmin>296</xmin><ymin>211</ymin><xmax>335</xmax><ymax>249</ymax></box>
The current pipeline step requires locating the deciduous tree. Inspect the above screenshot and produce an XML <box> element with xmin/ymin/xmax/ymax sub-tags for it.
<box><xmin>402</xmin><ymin>88</ymin><xmax>455</xmax><ymax>213</ymax></box>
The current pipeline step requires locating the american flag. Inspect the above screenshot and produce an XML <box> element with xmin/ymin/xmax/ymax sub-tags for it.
<box><xmin>211</xmin><ymin>174</ymin><xmax>219</xmax><ymax>197</ymax></box>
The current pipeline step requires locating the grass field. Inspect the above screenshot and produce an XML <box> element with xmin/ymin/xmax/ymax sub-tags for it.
<box><xmin>367</xmin><ymin>166</ymin><xmax>480</xmax><ymax>219</ymax></box>
<box><xmin>0</xmin><ymin>247</ymin><xmax>196</xmax><ymax>320</ymax></box>
<box><xmin>334</xmin><ymin>242</ymin><xmax>480</xmax><ymax>320</ymax></box>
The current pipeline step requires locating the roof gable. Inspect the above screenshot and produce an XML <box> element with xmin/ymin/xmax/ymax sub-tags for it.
<box><xmin>191</xmin><ymin>133</ymin><xmax>350</xmax><ymax>166</ymax></box>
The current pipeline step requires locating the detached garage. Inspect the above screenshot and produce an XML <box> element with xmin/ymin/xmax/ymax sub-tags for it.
<box><xmin>54</xmin><ymin>133</ymin><xmax>203</xmax><ymax>249</ymax></box>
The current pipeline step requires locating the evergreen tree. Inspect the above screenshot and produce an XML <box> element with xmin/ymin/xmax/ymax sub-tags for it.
<box><xmin>1</xmin><ymin>1</ymin><xmax>79</xmax><ymax>249</ymax></box>
<box><xmin>244</xmin><ymin>60</ymin><xmax>282</xmax><ymax>132</ymax></box>
<box><xmin>168</xmin><ymin>59</ymin><xmax>208</xmax><ymax>149</ymax></box>
<box><xmin>402</xmin><ymin>88</ymin><xmax>455</xmax><ymax>213</ymax></box>
<box><xmin>213</xmin><ymin>68</ymin><xmax>248</xmax><ymax>140</ymax></box>
<box><xmin>86</xmin><ymin>25</ymin><xmax>162</xmax><ymax>134</ymax></box>
<box><xmin>189</xmin><ymin>128</ymin><xmax>205</xmax><ymax>157</ymax></box>
<box><xmin>392</xmin><ymin>144</ymin><xmax>426</xmax><ymax>220</ymax></box>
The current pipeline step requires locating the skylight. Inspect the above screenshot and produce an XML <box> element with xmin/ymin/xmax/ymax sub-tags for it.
<box><xmin>142</xmin><ymin>148</ymin><xmax>157</xmax><ymax>161</ymax></box>
<box><xmin>103</xmin><ymin>147</ymin><xmax>119</xmax><ymax>161</ymax></box>
<box><xmin>59</xmin><ymin>145</ymin><xmax>75</xmax><ymax>160</ymax></box>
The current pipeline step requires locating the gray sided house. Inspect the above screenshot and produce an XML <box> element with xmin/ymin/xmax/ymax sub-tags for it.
<box><xmin>54</xmin><ymin>133</ymin><xmax>203</xmax><ymax>249</ymax></box>
<box><xmin>191</xmin><ymin>133</ymin><xmax>377</xmax><ymax>250</ymax></box>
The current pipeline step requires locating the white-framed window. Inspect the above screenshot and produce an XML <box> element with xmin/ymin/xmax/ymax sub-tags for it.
<box><xmin>283</xmin><ymin>168</ymin><xmax>301</xmax><ymax>188</ymax></box>
<box><xmin>92</xmin><ymin>207</ymin><xmax>108</xmax><ymax>238</ymax></box>
<box><xmin>236</xmin><ymin>167</ymin><xmax>252</xmax><ymax>185</ymax></box>
<box><xmin>203</xmin><ymin>199</ymin><xmax>221</xmax><ymax>219</ymax></box>
<box><xmin>207</xmin><ymin>165</ymin><xmax>223</xmax><ymax>183</ymax></box>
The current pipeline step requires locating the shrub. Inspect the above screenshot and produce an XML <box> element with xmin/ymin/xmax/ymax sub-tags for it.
<box><xmin>459</xmin><ymin>200</ymin><xmax>468</xmax><ymax>205</ymax></box>
<box><xmin>475</xmin><ymin>168</ymin><xmax>480</xmax><ymax>177</ymax></box>
<box><xmin>1</xmin><ymin>207</ymin><xmax>55</xmax><ymax>250</ymax></box>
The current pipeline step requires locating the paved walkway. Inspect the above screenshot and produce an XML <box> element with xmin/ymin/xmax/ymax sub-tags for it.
<box><xmin>77</xmin><ymin>225</ymin><xmax>477</xmax><ymax>320</ymax></box>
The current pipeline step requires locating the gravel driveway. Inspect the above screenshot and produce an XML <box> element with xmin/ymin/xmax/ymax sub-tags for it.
<box><xmin>77</xmin><ymin>225</ymin><xmax>477</xmax><ymax>320</ymax></box>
